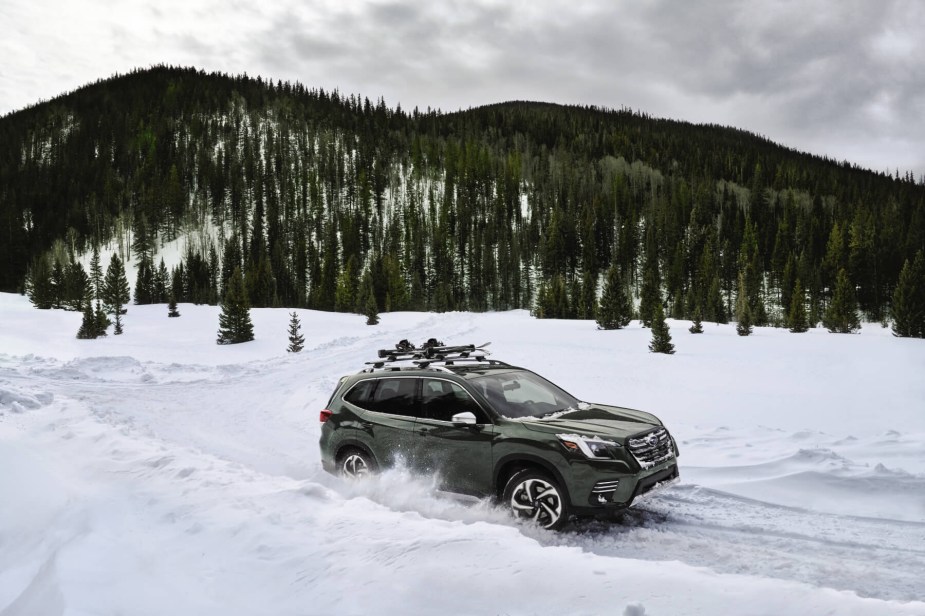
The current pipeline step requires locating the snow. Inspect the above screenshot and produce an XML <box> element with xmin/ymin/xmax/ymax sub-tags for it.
<box><xmin>1</xmin><ymin>292</ymin><xmax>924</xmax><ymax>615</ymax></box>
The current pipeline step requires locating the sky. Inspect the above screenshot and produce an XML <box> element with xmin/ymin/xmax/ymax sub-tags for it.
<box><xmin>2</xmin><ymin>0</ymin><xmax>923</xmax><ymax>176</ymax></box>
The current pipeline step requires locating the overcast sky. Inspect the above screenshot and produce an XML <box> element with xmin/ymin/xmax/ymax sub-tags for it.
<box><xmin>2</xmin><ymin>0</ymin><xmax>922</xmax><ymax>175</ymax></box>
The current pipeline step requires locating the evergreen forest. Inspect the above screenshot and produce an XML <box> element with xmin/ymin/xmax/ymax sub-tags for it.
<box><xmin>2</xmin><ymin>66</ymin><xmax>924</xmax><ymax>333</ymax></box>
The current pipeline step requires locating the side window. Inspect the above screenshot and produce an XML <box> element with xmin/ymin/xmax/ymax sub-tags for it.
<box><xmin>343</xmin><ymin>379</ymin><xmax>377</xmax><ymax>408</ymax></box>
<box><xmin>421</xmin><ymin>378</ymin><xmax>487</xmax><ymax>423</ymax></box>
<box><xmin>365</xmin><ymin>377</ymin><xmax>419</xmax><ymax>417</ymax></box>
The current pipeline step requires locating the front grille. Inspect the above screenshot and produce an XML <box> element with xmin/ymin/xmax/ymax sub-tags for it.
<box><xmin>627</xmin><ymin>428</ymin><xmax>675</xmax><ymax>469</ymax></box>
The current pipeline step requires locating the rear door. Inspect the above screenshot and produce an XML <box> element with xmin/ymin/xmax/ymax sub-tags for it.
<box><xmin>414</xmin><ymin>377</ymin><xmax>495</xmax><ymax>496</ymax></box>
<box><xmin>346</xmin><ymin>377</ymin><xmax>421</xmax><ymax>468</ymax></box>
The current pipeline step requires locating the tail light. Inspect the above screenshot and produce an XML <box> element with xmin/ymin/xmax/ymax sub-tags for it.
<box><xmin>319</xmin><ymin>409</ymin><xmax>332</xmax><ymax>423</ymax></box>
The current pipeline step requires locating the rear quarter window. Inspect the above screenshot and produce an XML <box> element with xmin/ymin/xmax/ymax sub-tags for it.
<box><xmin>343</xmin><ymin>379</ymin><xmax>377</xmax><ymax>407</ymax></box>
<box><xmin>344</xmin><ymin>377</ymin><xmax>419</xmax><ymax>417</ymax></box>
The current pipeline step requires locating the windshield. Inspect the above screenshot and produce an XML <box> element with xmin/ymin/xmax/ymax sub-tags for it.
<box><xmin>470</xmin><ymin>371</ymin><xmax>580</xmax><ymax>419</ymax></box>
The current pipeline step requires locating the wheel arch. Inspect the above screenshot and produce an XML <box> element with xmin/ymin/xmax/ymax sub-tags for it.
<box><xmin>335</xmin><ymin>439</ymin><xmax>378</xmax><ymax>466</ymax></box>
<box><xmin>493</xmin><ymin>453</ymin><xmax>570</xmax><ymax>501</ymax></box>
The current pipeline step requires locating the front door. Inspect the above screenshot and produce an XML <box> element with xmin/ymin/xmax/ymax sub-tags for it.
<box><xmin>414</xmin><ymin>377</ymin><xmax>495</xmax><ymax>496</ymax></box>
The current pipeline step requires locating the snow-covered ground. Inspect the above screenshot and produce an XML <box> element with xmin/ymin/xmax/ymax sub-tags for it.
<box><xmin>1</xmin><ymin>292</ymin><xmax>924</xmax><ymax>615</ymax></box>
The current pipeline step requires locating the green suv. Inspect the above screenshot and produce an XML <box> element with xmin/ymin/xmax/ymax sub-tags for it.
<box><xmin>319</xmin><ymin>341</ymin><xmax>679</xmax><ymax>530</ymax></box>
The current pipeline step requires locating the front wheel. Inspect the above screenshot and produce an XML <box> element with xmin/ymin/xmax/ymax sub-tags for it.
<box><xmin>502</xmin><ymin>469</ymin><xmax>569</xmax><ymax>531</ymax></box>
<box><xmin>338</xmin><ymin>448</ymin><xmax>376</xmax><ymax>478</ymax></box>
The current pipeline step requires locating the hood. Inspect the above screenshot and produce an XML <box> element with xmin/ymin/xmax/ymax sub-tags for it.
<box><xmin>518</xmin><ymin>404</ymin><xmax>661</xmax><ymax>440</ymax></box>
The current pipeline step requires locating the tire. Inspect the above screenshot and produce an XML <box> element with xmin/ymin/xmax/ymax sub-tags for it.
<box><xmin>502</xmin><ymin>469</ymin><xmax>569</xmax><ymax>531</ymax></box>
<box><xmin>338</xmin><ymin>447</ymin><xmax>377</xmax><ymax>479</ymax></box>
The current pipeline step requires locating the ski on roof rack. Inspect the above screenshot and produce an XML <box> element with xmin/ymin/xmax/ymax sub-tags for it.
<box><xmin>376</xmin><ymin>339</ymin><xmax>491</xmax><ymax>360</ymax></box>
<box><xmin>364</xmin><ymin>340</ymin><xmax>497</xmax><ymax>371</ymax></box>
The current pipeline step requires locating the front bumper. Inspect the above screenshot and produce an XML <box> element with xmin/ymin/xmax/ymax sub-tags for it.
<box><xmin>568</xmin><ymin>460</ymin><xmax>680</xmax><ymax>516</ymax></box>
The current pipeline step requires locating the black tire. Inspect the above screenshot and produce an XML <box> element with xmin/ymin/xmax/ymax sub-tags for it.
<box><xmin>337</xmin><ymin>447</ymin><xmax>377</xmax><ymax>479</ymax></box>
<box><xmin>502</xmin><ymin>469</ymin><xmax>569</xmax><ymax>531</ymax></box>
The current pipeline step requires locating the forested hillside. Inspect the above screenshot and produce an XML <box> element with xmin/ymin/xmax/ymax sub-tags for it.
<box><xmin>2</xmin><ymin>65</ymin><xmax>923</xmax><ymax>330</ymax></box>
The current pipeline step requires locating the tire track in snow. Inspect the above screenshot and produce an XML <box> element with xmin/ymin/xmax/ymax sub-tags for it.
<box><xmin>548</xmin><ymin>484</ymin><xmax>925</xmax><ymax>603</ymax></box>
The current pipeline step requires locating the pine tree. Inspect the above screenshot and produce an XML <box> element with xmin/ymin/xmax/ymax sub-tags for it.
<box><xmin>638</xmin><ymin>254</ymin><xmax>661</xmax><ymax>327</ymax></box>
<box><xmin>64</xmin><ymin>261</ymin><xmax>89</xmax><ymax>311</ymax></box>
<box><xmin>217</xmin><ymin>266</ymin><xmax>254</xmax><ymax>344</ymax></box>
<box><xmin>689</xmin><ymin>307</ymin><xmax>704</xmax><ymax>334</ymax></box>
<box><xmin>89</xmin><ymin>245</ymin><xmax>103</xmax><ymax>300</ymax></box>
<box><xmin>50</xmin><ymin>257</ymin><xmax>64</xmax><ymax>309</ymax></box>
<box><xmin>891</xmin><ymin>250</ymin><xmax>925</xmax><ymax>338</ymax></box>
<box><xmin>576</xmin><ymin>268</ymin><xmax>597</xmax><ymax>320</ymax></box>
<box><xmin>788</xmin><ymin>278</ymin><xmax>809</xmax><ymax>333</ymax></box>
<box><xmin>596</xmin><ymin>265</ymin><xmax>633</xmax><ymax>330</ymax></box>
<box><xmin>735</xmin><ymin>271</ymin><xmax>753</xmax><ymax>336</ymax></box>
<box><xmin>823</xmin><ymin>268</ymin><xmax>861</xmax><ymax>333</ymax></box>
<box><xmin>365</xmin><ymin>292</ymin><xmax>380</xmax><ymax>326</ymax></box>
<box><xmin>156</xmin><ymin>259</ymin><xmax>169</xmax><ymax>303</ymax></box>
<box><xmin>287</xmin><ymin>311</ymin><xmax>305</xmax><ymax>352</ymax></box>
<box><xmin>649</xmin><ymin>302</ymin><xmax>675</xmax><ymax>354</ymax></box>
<box><xmin>94</xmin><ymin>300</ymin><xmax>110</xmax><ymax>337</ymax></box>
<box><xmin>76</xmin><ymin>298</ymin><xmax>98</xmax><ymax>339</ymax></box>
<box><xmin>168</xmin><ymin>294</ymin><xmax>180</xmax><ymax>317</ymax></box>
<box><xmin>26</xmin><ymin>255</ymin><xmax>54</xmax><ymax>309</ymax></box>
<box><xmin>103</xmin><ymin>253</ymin><xmax>130</xmax><ymax>335</ymax></box>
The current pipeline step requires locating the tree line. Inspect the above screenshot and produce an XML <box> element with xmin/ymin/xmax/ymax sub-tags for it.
<box><xmin>2</xmin><ymin>65</ymin><xmax>924</xmax><ymax>338</ymax></box>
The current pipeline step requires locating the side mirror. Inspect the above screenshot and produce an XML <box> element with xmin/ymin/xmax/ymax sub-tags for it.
<box><xmin>451</xmin><ymin>411</ymin><xmax>478</xmax><ymax>425</ymax></box>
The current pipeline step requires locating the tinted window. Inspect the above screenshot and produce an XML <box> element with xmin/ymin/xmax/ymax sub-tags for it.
<box><xmin>421</xmin><ymin>378</ymin><xmax>487</xmax><ymax>423</ymax></box>
<box><xmin>351</xmin><ymin>377</ymin><xmax>419</xmax><ymax>417</ymax></box>
<box><xmin>343</xmin><ymin>379</ymin><xmax>377</xmax><ymax>407</ymax></box>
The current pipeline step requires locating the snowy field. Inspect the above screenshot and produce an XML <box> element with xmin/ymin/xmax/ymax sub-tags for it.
<box><xmin>1</xmin><ymin>291</ymin><xmax>924</xmax><ymax>616</ymax></box>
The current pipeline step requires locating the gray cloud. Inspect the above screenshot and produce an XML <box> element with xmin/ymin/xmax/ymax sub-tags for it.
<box><xmin>1</xmin><ymin>0</ymin><xmax>922</xmax><ymax>175</ymax></box>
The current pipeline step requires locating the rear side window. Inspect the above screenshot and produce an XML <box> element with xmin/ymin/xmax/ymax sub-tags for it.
<box><xmin>343</xmin><ymin>379</ymin><xmax>377</xmax><ymax>407</ymax></box>
<box><xmin>344</xmin><ymin>377</ymin><xmax>419</xmax><ymax>417</ymax></box>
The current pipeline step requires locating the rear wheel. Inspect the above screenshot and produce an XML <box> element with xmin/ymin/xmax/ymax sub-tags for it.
<box><xmin>502</xmin><ymin>469</ymin><xmax>569</xmax><ymax>531</ymax></box>
<box><xmin>338</xmin><ymin>448</ymin><xmax>376</xmax><ymax>478</ymax></box>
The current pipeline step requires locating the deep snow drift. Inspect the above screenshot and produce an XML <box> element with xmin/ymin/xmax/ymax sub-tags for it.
<box><xmin>1</xmin><ymin>292</ymin><xmax>924</xmax><ymax>615</ymax></box>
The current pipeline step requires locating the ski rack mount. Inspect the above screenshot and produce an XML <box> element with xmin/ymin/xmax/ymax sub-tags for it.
<box><xmin>363</xmin><ymin>339</ymin><xmax>500</xmax><ymax>371</ymax></box>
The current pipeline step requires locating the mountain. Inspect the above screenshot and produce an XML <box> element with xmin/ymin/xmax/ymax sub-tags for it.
<box><xmin>1</xmin><ymin>65</ymin><xmax>923</xmax><ymax>324</ymax></box>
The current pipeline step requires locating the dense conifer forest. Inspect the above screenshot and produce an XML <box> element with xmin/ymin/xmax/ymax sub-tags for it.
<box><xmin>2</xmin><ymin>65</ymin><xmax>923</xmax><ymax>332</ymax></box>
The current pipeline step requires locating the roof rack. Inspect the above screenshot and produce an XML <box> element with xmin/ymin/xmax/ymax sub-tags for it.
<box><xmin>362</xmin><ymin>339</ymin><xmax>506</xmax><ymax>372</ymax></box>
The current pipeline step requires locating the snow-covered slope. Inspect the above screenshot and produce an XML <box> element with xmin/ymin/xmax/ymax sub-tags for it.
<box><xmin>1</xmin><ymin>293</ymin><xmax>924</xmax><ymax>615</ymax></box>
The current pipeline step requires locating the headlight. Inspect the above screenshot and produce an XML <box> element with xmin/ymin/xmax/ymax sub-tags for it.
<box><xmin>557</xmin><ymin>433</ymin><xmax>621</xmax><ymax>460</ymax></box>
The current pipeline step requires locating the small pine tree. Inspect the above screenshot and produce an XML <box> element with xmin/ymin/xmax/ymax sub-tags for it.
<box><xmin>689</xmin><ymin>308</ymin><xmax>704</xmax><ymax>334</ymax></box>
<box><xmin>735</xmin><ymin>272</ymin><xmax>753</xmax><ymax>336</ymax></box>
<box><xmin>788</xmin><ymin>278</ymin><xmax>809</xmax><ymax>333</ymax></box>
<box><xmin>649</xmin><ymin>303</ymin><xmax>675</xmax><ymax>354</ymax></box>
<box><xmin>217</xmin><ymin>266</ymin><xmax>255</xmax><ymax>345</ymax></box>
<box><xmin>76</xmin><ymin>299</ymin><xmax>98</xmax><ymax>339</ymax></box>
<box><xmin>823</xmin><ymin>268</ymin><xmax>861</xmax><ymax>333</ymax></box>
<box><xmin>168</xmin><ymin>295</ymin><xmax>180</xmax><ymax>318</ymax></box>
<box><xmin>287</xmin><ymin>311</ymin><xmax>305</xmax><ymax>352</ymax></box>
<box><xmin>365</xmin><ymin>293</ymin><xmax>380</xmax><ymax>326</ymax></box>
<box><xmin>596</xmin><ymin>265</ymin><xmax>633</xmax><ymax>330</ymax></box>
